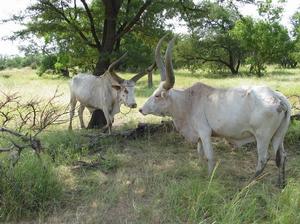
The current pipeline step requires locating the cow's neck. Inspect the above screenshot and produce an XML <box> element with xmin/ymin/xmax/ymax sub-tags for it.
<box><xmin>168</xmin><ymin>88</ymin><xmax>198</xmax><ymax>142</ymax></box>
<box><xmin>110</xmin><ymin>89</ymin><xmax>121</xmax><ymax>116</ymax></box>
<box><xmin>168</xmin><ymin>89</ymin><xmax>189</xmax><ymax>122</ymax></box>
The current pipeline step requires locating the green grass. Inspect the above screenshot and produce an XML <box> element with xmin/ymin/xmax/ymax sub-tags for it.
<box><xmin>0</xmin><ymin>67</ymin><xmax>300</xmax><ymax>223</ymax></box>
<box><xmin>0</xmin><ymin>153</ymin><xmax>63</xmax><ymax>222</ymax></box>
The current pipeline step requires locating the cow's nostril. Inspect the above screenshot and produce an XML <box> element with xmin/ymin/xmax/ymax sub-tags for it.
<box><xmin>131</xmin><ymin>103</ymin><xmax>137</xmax><ymax>108</ymax></box>
<box><xmin>139</xmin><ymin>108</ymin><xmax>142</xmax><ymax>113</ymax></box>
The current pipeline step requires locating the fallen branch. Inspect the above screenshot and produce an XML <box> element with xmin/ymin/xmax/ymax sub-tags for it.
<box><xmin>85</xmin><ymin>120</ymin><xmax>175</xmax><ymax>142</ymax></box>
<box><xmin>288</xmin><ymin>95</ymin><xmax>300</xmax><ymax>121</ymax></box>
<box><xmin>291</xmin><ymin>113</ymin><xmax>300</xmax><ymax>121</ymax></box>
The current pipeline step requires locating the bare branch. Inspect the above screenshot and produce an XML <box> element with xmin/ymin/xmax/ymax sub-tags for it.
<box><xmin>80</xmin><ymin>0</ymin><xmax>102</xmax><ymax>50</ymax></box>
<box><xmin>40</xmin><ymin>0</ymin><xmax>98</xmax><ymax>49</ymax></box>
<box><xmin>0</xmin><ymin>89</ymin><xmax>69</xmax><ymax>164</ymax></box>
<box><xmin>115</xmin><ymin>0</ymin><xmax>152</xmax><ymax>40</ymax></box>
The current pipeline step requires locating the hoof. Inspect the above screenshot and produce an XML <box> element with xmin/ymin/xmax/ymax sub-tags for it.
<box><xmin>276</xmin><ymin>178</ymin><xmax>286</xmax><ymax>189</ymax></box>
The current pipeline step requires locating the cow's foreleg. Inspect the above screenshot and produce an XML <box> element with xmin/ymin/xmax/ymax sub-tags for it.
<box><xmin>102</xmin><ymin>108</ymin><xmax>112</xmax><ymax>134</ymax></box>
<box><xmin>197</xmin><ymin>139</ymin><xmax>204</xmax><ymax>161</ymax></box>
<box><xmin>200</xmin><ymin>135</ymin><xmax>215</xmax><ymax>175</ymax></box>
<box><xmin>69</xmin><ymin>94</ymin><xmax>77</xmax><ymax>130</ymax></box>
<box><xmin>78</xmin><ymin>104</ymin><xmax>85</xmax><ymax>129</ymax></box>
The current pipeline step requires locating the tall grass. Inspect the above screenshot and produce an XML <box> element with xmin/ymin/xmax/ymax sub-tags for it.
<box><xmin>163</xmin><ymin>176</ymin><xmax>300</xmax><ymax>223</ymax></box>
<box><xmin>0</xmin><ymin>152</ymin><xmax>63</xmax><ymax>221</ymax></box>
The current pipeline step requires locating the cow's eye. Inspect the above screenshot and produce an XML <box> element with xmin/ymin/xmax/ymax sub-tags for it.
<box><xmin>154</xmin><ymin>95</ymin><xmax>160</xmax><ymax>98</ymax></box>
<box><xmin>124</xmin><ymin>89</ymin><xmax>128</xmax><ymax>94</ymax></box>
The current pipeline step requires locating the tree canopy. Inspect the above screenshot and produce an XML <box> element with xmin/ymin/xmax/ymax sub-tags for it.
<box><xmin>4</xmin><ymin>0</ymin><xmax>300</xmax><ymax>77</ymax></box>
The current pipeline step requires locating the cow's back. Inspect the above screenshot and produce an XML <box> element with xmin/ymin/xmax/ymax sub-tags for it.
<box><xmin>191</xmin><ymin>84</ymin><xmax>286</xmax><ymax>139</ymax></box>
<box><xmin>70</xmin><ymin>73</ymin><xmax>113</xmax><ymax>109</ymax></box>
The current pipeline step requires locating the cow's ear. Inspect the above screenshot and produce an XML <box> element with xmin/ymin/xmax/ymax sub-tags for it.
<box><xmin>112</xmin><ymin>85</ymin><xmax>121</xmax><ymax>91</ymax></box>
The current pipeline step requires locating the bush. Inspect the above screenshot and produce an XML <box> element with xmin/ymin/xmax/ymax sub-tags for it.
<box><xmin>37</xmin><ymin>55</ymin><xmax>57</xmax><ymax>76</ymax></box>
<box><xmin>42</xmin><ymin>131</ymin><xmax>88</xmax><ymax>164</ymax></box>
<box><xmin>0</xmin><ymin>153</ymin><xmax>63</xmax><ymax>221</ymax></box>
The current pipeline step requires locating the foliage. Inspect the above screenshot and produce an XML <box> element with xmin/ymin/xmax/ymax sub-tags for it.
<box><xmin>37</xmin><ymin>54</ymin><xmax>57</xmax><ymax>76</ymax></box>
<box><xmin>177</xmin><ymin>1</ymin><xmax>244</xmax><ymax>75</ymax></box>
<box><xmin>289</xmin><ymin>12</ymin><xmax>300</xmax><ymax>66</ymax></box>
<box><xmin>231</xmin><ymin>17</ymin><xmax>291</xmax><ymax>76</ymax></box>
<box><xmin>8</xmin><ymin>0</ymin><xmax>176</xmax><ymax>76</ymax></box>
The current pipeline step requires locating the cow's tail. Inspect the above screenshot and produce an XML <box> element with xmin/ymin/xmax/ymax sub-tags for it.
<box><xmin>271</xmin><ymin>92</ymin><xmax>291</xmax><ymax>167</ymax></box>
<box><xmin>271</xmin><ymin>92</ymin><xmax>291</xmax><ymax>187</ymax></box>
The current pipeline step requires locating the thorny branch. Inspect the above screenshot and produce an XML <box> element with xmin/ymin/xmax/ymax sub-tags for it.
<box><xmin>288</xmin><ymin>95</ymin><xmax>300</xmax><ymax>121</ymax></box>
<box><xmin>0</xmin><ymin>90</ymin><xmax>69</xmax><ymax>165</ymax></box>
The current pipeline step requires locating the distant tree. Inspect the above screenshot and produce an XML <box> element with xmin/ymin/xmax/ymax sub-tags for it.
<box><xmin>0</xmin><ymin>56</ymin><xmax>8</xmax><ymax>70</ymax></box>
<box><xmin>289</xmin><ymin>11</ymin><xmax>300</xmax><ymax>67</ymax></box>
<box><xmin>231</xmin><ymin>17</ymin><xmax>290</xmax><ymax>76</ymax></box>
<box><xmin>37</xmin><ymin>54</ymin><xmax>57</xmax><ymax>76</ymax></box>
<box><xmin>177</xmin><ymin>1</ymin><xmax>247</xmax><ymax>75</ymax></box>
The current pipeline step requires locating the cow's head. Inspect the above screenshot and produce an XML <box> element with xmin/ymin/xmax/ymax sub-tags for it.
<box><xmin>139</xmin><ymin>35</ymin><xmax>176</xmax><ymax>116</ymax></box>
<box><xmin>108</xmin><ymin>53</ymin><xmax>155</xmax><ymax>109</ymax></box>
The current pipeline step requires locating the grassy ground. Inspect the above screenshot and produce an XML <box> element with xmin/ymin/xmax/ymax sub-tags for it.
<box><xmin>0</xmin><ymin>67</ymin><xmax>300</xmax><ymax>223</ymax></box>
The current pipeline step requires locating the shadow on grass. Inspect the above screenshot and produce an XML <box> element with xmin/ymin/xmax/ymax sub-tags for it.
<box><xmin>0</xmin><ymin>74</ymin><xmax>11</xmax><ymax>79</ymax></box>
<box><xmin>269</xmin><ymin>69</ymin><xmax>299</xmax><ymax>76</ymax></box>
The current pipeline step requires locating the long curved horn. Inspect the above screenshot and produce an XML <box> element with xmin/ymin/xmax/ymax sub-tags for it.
<box><xmin>108</xmin><ymin>52</ymin><xmax>127</xmax><ymax>83</ymax></box>
<box><xmin>130</xmin><ymin>63</ymin><xmax>156</xmax><ymax>83</ymax></box>
<box><xmin>163</xmin><ymin>37</ymin><xmax>175</xmax><ymax>90</ymax></box>
<box><xmin>155</xmin><ymin>34</ymin><xmax>168</xmax><ymax>81</ymax></box>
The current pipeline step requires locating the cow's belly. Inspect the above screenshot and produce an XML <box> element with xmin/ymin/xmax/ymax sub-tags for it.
<box><xmin>210</xmin><ymin>119</ymin><xmax>254</xmax><ymax>139</ymax></box>
<box><xmin>207</xmin><ymin>108</ymin><xmax>282</xmax><ymax>140</ymax></box>
<box><xmin>207</xmin><ymin>111</ymin><xmax>253</xmax><ymax>138</ymax></box>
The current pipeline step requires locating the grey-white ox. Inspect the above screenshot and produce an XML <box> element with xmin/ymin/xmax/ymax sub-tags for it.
<box><xmin>139</xmin><ymin>36</ymin><xmax>291</xmax><ymax>187</ymax></box>
<box><xmin>69</xmin><ymin>53</ymin><xmax>151</xmax><ymax>133</ymax></box>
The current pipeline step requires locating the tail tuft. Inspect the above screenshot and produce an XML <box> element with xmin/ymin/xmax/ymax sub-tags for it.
<box><xmin>276</xmin><ymin>149</ymin><xmax>281</xmax><ymax>168</ymax></box>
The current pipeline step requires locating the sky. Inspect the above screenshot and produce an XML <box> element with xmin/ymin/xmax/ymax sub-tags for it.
<box><xmin>0</xmin><ymin>0</ymin><xmax>300</xmax><ymax>56</ymax></box>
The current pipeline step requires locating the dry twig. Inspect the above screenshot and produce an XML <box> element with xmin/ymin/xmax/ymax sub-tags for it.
<box><xmin>0</xmin><ymin>90</ymin><xmax>68</xmax><ymax>165</ymax></box>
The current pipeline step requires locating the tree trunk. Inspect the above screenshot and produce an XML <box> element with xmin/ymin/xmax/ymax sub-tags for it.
<box><xmin>228</xmin><ymin>59</ymin><xmax>240</xmax><ymax>75</ymax></box>
<box><xmin>228</xmin><ymin>51</ymin><xmax>240</xmax><ymax>75</ymax></box>
<box><xmin>229</xmin><ymin>65</ymin><xmax>238</xmax><ymax>75</ymax></box>
<box><xmin>88</xmin><ymin>0</ymin><xmax>121</xmax><ymax>129</ymax></box>
<box><xmin>93</xmin><ymin>56</ymin><xmax>110</xmax><ymax>76</ymax></box>
<box><xmin>87</xmin><ymin>109</ymin><xmax>107</xmax><ymax>129</ymax></box>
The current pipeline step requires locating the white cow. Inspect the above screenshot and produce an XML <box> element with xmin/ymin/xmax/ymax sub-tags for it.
<box><xmin>139</xmin><ymin>36</ymin><xmax>291</xmax><ymax>187</ymax></box>
<box><xmin>69</xmin><ymin>53</ymin><xmax>151</xmax><ymax>133</ymax></box>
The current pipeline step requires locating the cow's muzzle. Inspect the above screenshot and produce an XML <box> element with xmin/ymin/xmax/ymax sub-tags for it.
<box><xmin>139</xmin><ymin>108</ymin><xmax>145</xmax><ymax>115</ymax></box>
<box><xmin>130</xmin><ymin>103</ymin><xmax>137</xmax><ymax>108</ymax></box>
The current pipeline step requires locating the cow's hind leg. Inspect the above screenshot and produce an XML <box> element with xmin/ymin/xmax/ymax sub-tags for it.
<box><xmin>78</xmin><ymin>104</ymin><xmax>86</xmax><ymax>129</ymax></box>
<box><xmin>274</xmin><ymin>142</ymin><xmax>287</xmax><ymax>188</ymax></box>
<box><xmin>200</xmin><ymin>135</ymin><xmax>215</xmax><ymax>175</ymax></box>
<box><xmin>254</xmin><ymin>135</ymin><xmax>271</xmax><ymax>177</ymax></box>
